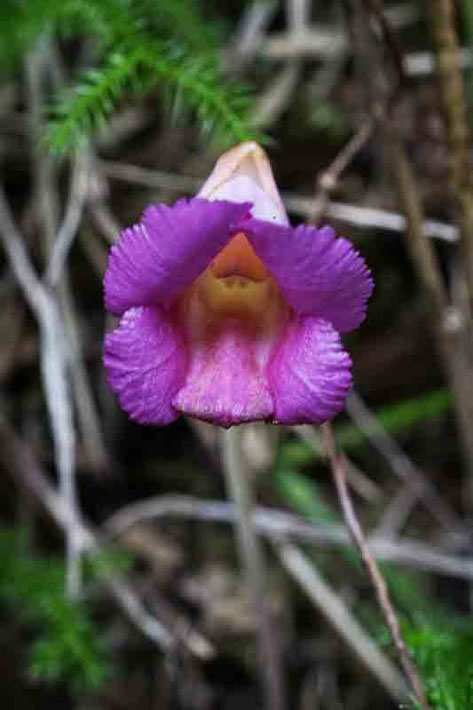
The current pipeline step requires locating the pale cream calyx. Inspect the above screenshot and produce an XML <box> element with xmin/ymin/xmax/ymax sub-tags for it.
<box><xmin>198</xmin><ymin>141</ymin><xmax>288</xmax><ymax>226</ymax></box>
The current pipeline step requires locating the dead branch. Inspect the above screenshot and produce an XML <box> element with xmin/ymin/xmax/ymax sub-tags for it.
<box><xmin>321</xmin><ymin>423</ymin><xmax>430</xmax><ymax>710</ymax></box>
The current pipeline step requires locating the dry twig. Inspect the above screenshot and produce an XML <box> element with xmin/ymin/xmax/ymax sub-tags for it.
<box><xmin>321</xmin><ymin>423</ymin><xmax>430</xmax><ymax>710</ymax></box>
<box><xmin>349</xmin><ymin>0</ymin><xmax>473</xmax><ymax>513</ymax></box>
<box><xmin>99</xmin><ymin>159</ymin><xmax>459</xmax><ymax>242</ymax></box>
<box><xmin>428</xmin><ymin>0</ymin><xmax>473</xmax><ymax>319</ymax></box>
<box><xmin>277</xmin><ymin>541</ymin><xmax>409</xmax><ymax>702</ymax></box>
<box><xmin>27</xmin><ymin>43</ymin><xmax>108</xmax><ymax>475</ymax></box>
<box><xmin>220</xmin><ymin>427</ymin><xmax>285</xmax><ymax>710</ymax></box>
<box><xmin>104</xmin><ymin>494</ymin><xmax>473</xmax><ymax>582</ymax></box>
<box><xmin>0</xmin><ymin>185</ymin><xmax>80</xmax><ymax>597</ymax></box>
<box><xmin>0</xmin><ymin>414</ymin><xmax>213</xmax><ymax>660</ymax></box>
<box><xmin>45</xmin><ymin>149</ymin><xmax>91</xmax><ymax>287</ymax></box>
<box><xmin>346</xmin><ymin>392</ymin><xmax>466</xmax><ymax>536</ymax></box>
<box><xmin>310</xmin><ymin>119</ymin><xmax>374</xmax><ymax>224</ymax></box>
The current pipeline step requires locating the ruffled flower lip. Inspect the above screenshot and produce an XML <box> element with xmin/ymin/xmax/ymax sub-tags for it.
<box><xmin>103</xmin><ymin>182</ymin><xmax>373</xmax><ymax>428</ymax></box>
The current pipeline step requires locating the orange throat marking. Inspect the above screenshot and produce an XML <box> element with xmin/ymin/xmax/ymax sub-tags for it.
<box><xmin>197</xmin><ymin>233</ymin><xmax>273</xmax><ymax>318</ymax></box>
<box><xmin>210</xmin><ymin>232</ymin><xmax>268</xmax><ymax>281</ymax></box>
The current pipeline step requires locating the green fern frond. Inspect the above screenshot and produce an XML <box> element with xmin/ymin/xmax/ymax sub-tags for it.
<box><xmin>405</xmin><ymin>622</ymin><xmax>473</xmax><ymax>709</ymax></box>
<box><xmin>46</xmin><ymin>41</ymin><xmax>261</xmax><ymax>153</ymax></box>
<box><xmin>2</xmin><ymin>0</ymin><xmax>263</xmax><ymax>152</ymax></box>
<box><xmin>0</xmin><ymin>0</ymin><xmax>117</xmax><ymax>65</ymax></box>
<box><xmin>129</xmin><ymin>0</ymin><xmax>219</xmax><ymax>54</ymax></box>
<box><xmin>0</xmin><ymin>0</ymin><xmax>216</xmax><ymax>65</ymax></box>
<box><xmin>45</xmin><ymin>47</ymin><xmax>147</xmax><ymax>152</ymax></box>
<box><xmin>0</xmin><ymin>530</ymin><xmax>110</xmax><ymax>692</ymax></box>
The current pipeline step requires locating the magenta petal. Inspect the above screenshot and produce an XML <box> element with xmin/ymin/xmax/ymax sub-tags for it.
<box><xmin>268</xmin><ymin>316</ymin><xmax>352</xmax><ymax>425</ymax></box>
<box><xmin>104</xmin><ymin>306</ymin><xmax>187</xmax><ymax>425</ymax></box>
<box><xmin>104</xmin><ymin>198</ymin><xmax>250</xmax><ymax>315</ymax></box>
<box><xmin>244</xmin><ymin>219</ymin><xmax>373</xmax><ymax>332</ymax></box>
<box><xmin>173</xmin><ymin>322</ymin><xmax>274</xmax><ymax>426</ymax></box>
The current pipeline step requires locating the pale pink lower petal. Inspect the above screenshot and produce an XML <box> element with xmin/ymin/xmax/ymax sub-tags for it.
<box><xmin>104</xmin><ymin>199</ymin><xmax>250</xmax><ymax>315</ymax></box>
<box><xmin>104</xmin><ymin>306</ymin><xmax>187</xmax><ymax>425</ymax></box>
<box><xmin>173</xmin><ymin>320</ymin><xmax>274</xmax><ymax>426</ymax></box>
<box><xmin>244</xmin><ymin>219</ymin><xmax>373</xmax><ymax>332</ymax></box>
<box><xmin>269</xmin><ymin>315</ymin><xmax>352</xmax><ymax>425</ymax></box>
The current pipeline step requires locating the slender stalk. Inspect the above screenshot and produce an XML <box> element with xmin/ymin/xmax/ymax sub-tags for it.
<box><xmin>428</xmin><ymin>0</ymin><xmax>473</xmax><ymax>317</ymax></box>
<box><xmin>98</xmin><ymin>158</ymin><xmax>460</xmax><ymax>241</ymax></box>
<box><xmin>0</xmin><ymin>185</ymin><xmax>80</xmax><ymax>598</ymax></box>
<box><xmin>220</xmin><ymin>426</ymin><xmax>285</xmax><ymax>710</ymax></box>
<box><xmin>311</xmin><ymin>118</ymin><xmax>374</xmax><ymax>224</ymax></box>
<box><xmin>386</xmin><ymin>110</ymin><xmax>473</xmax><ymax>507</ymax></box>
<box><xmin>346</xmin><ymin>392</ymin><xmax>466</xmax><ymax>533</ymax></box>
<box><xmin>0</xmin><ymin>413</ymin><xmax>181</xmax><ymax>655</ymax></box>
<box><xmin>277</xmin><ymin>541</ymin><xmax>409</xmax><ymax>702</ymax></box>
<box><xmin>25</xmin><ymin>38</ymin><xmax>58</xmax><ymax>259</ymax></box>
<box><xmin>348</xmin><ymin>0</ymin><xmax>473</xmax><ymax>505</ymax></box>
<box><xmin>426</xmin><ymin>0</ymin><xmax>473</xmax><ymax>507</ymax></box>
<box><xmin>103</xmin><ymin>493</ymin><xmax>473</xmax><ymax>581</ymax></box>
<box><xmin>43</xmin><ymin>48</ymin><xmax>109</xmax><ymax>473</ymax></box>
<box><xmin>321</xmin><ymin>423</ymin><xmax>430</xmax><ymax>710</ymax></box>
<box><xmin>25</xmin><ymin>42</ymin><xmax>82</xmax><ymax>597</ymax></box>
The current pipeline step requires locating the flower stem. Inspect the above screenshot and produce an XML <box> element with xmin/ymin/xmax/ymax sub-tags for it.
<box><xmin>321</xmin><ymin>422</ymin><xmax>430</xmax><ymax>710</ymax></box>
<box><xmin>220</xmin><ymin>426</ymin><xmax>285</xmax><ymax>710</ymax></box>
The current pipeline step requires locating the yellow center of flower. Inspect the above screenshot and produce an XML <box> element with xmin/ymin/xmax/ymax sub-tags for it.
<box><xmin>197</xmin><ymin>233</ymin><xmax>272</xmax><ymax>317</ymax></box>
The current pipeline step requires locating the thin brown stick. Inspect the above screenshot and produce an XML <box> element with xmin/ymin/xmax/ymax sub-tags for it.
<box><xmin>0</xmin><ymin>413</ymin><xmax>214</xmax><ymax>660</ymax></box>
<box><xmin>387</xmin><ymin>127</ymin><xmax>473</xmax><ymax>492</ymax></box>
<box><xmin>428</xmin><ymin>0</ymin><xmax>473</xmax><ymax>319</ymax></box>
<box><xmin>321</xmin><ymin>423</ymin><xmax>430</xmax><ymax>710</ymax></box>
<box><xmin>40</xmin><ymin>47</ymin><xmax>108</xmax><ymax>474</ymax></box>
<box><xmin>310</xmin><ymin>119</ymin><xmax>374</xmax><ymax>224</ymax></box>
<box><xmin>220</xmin><ymin>427</ymin><xmax>285</xmax><ymax>710</ymax></box>
<box><xmin>99</xmin><ymin>159</ymin><xmax>460</xmax><ymax>242</ymax></box>
<box><xmin>45</xmin><ymin>149</ymin><xmax>91</xmax><ymax>287</ymax></box>
<box><xmin>277</xmin><ymin>541</ymin><xmax>409</xmax><ymax>702</ymax></box>
<box><xmin>0</xmin><ymin>184</ymin><xmax>80</xmax><ymax>598</ymax></box>
<box><xmin>104</xmin><ymin>494</ymin><xmax>473</xmax><ymax>582</ymax></box>
<box><xmin>26</xmin><ymin>40</ymin><xmax>108</xmax><ymax>479</ymax></box>
<box><xmin>426</xmin><ymin>0</ymin><xmax>473</xmax><ymax>507</ymax></box>
<box><xmin>351</xmin><ymin>0</ymin><xmax>473</xmax><ymax>506</ymax></box>
<box><xmin>346</xmin><ymin>392</ymin><xmax>466</xmax><ymax>535</ymax></box>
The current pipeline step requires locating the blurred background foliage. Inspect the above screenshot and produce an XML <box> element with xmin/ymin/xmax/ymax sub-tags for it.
<box><xmin>1</xmin><ymin>0</ymin><xmax>260</xmax><ymax>150</ymax></box>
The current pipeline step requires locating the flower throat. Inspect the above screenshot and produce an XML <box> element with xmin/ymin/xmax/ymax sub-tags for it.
<box><xmin>198</xmin><ymin>232</ymin><xmax>273</xmax><ymax>318</ymax></box>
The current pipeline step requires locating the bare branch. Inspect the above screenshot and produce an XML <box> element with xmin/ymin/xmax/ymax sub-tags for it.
<box><xmin>220</xmin><ymin>427</ymin><xmax>285</xmax><ymax>710</ymax></box>
<box><xmin>0</xmin><ymin>414</ymin><xmax>213</xmax><ymax>659</ymax></box>
<box><xmin>310</xmin><ymin>119</ymin><xmax>374</xmax><ymax>224</ymax></box>
<box><xmin>104</xmin><ymin>494</ymin><xmax>473</xmax><ymax>582</ymax></box>
<box><xmin>292</xmin><ymin>424</ymin><xmax>383</xmax><ymax>503</ymax></box>
<box><xmin>428</xmin><ymin>0</ymin><xmax>473</xmax><ymax>319</ymax></box>
<box><xmin>362</xmin><ymin>0</ymin><xmax>473</xmax><ymax>507</ymax></box>
<box><xmin>99</xmin><ymin>159</ymin><xmax>459</xmax><ymax>242</ymax></box>
<box><xmin>226</xmin><ymin>0</ymin><xmax>278</xmax><ymax>73</ymax></box>
<box><xmin>277</xmin><ymin>541</ymin><xmax>409</xmax><ymax>702</ymax></box>
<box><xmin>45</xmin><ymin>150</ymin><xmax>91</xmax><ymax>287</ymax></box>
<box><xmin>373</xmin><ymin>485</ymin><xmax>418</xmax><ymax>538</ymax></box>
<box><xmin>346</xmin><ymin>392</ymin><xmax>466</xmax><ymax>537</ymax></box>
<box><xmin>321</xmin><ymin>423</ymin><xmax>430</xmax><ymax>710</ymax></box>
<box><xmin>250</xmin><ymin>63</ymin><xmax>301</xmax><ymax>128</ymax></box>
<box><xmin>0</xmin><ymin>185</ymin><xmax>79</xmax><ymax>597</ymax></box>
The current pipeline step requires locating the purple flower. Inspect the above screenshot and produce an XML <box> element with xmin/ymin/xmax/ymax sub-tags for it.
<box><xmin>104</xmin><ymin>142</ymin><xmax>373</xmax><ymax>427</ymax></box>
